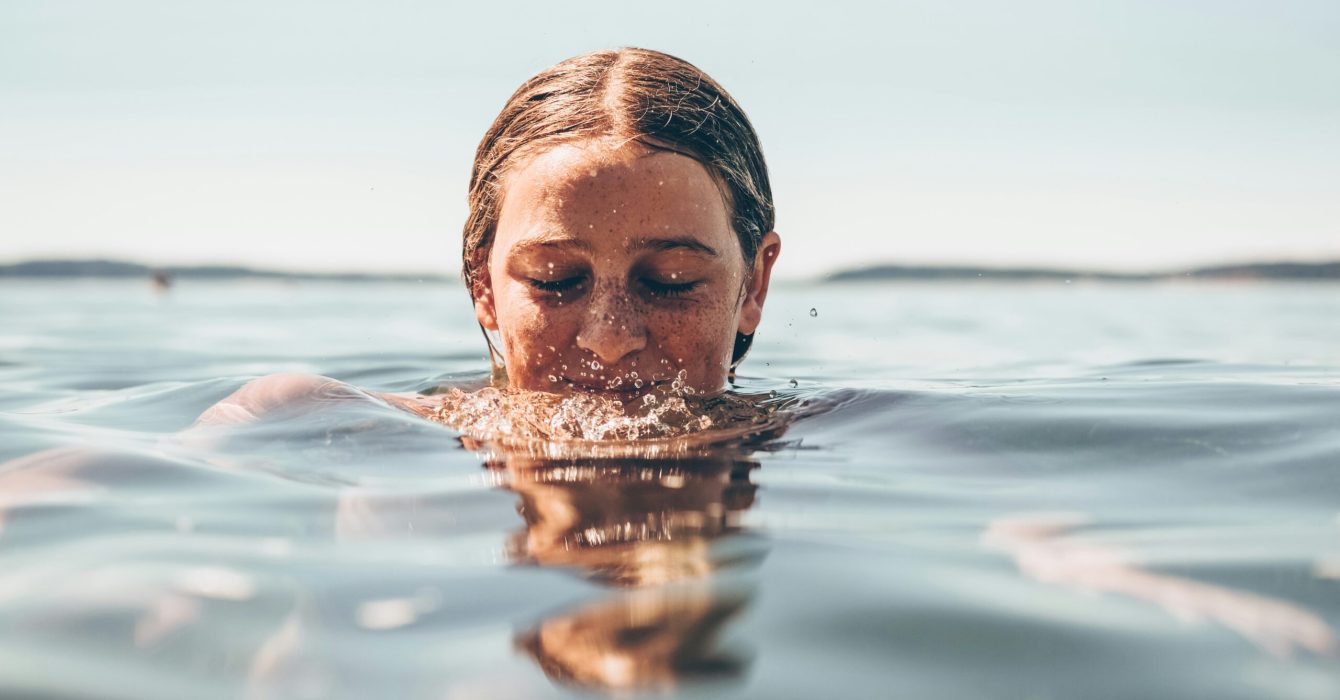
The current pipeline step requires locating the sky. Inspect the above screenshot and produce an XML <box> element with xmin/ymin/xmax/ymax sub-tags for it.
<box><xmin>1</xmin><ymin>0</ymin><xmax>1337</xmax><ymax>279</ymax></box>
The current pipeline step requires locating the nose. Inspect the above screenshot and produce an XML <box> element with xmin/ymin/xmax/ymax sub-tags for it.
<box><xmin>575</xmin><ymin>285</ymin><xmax>646</xmax><ymax>366</ymax></box>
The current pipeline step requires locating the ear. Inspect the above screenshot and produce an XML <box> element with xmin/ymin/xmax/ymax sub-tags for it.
<box><xmin>737</xmin><ymin>231</ymin><xmax>782</xmax><ymax>336</ymax></box>
<box><xmin>472</xmin><ymin>269</ymin><xmax>499</xmax><ymax>331</ymax></box>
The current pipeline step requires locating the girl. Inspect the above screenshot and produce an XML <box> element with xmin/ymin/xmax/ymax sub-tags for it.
<box><xmin>201</xmin><ymin>48</ymin><xmax>783</xmax><ymax>439</ymax></box>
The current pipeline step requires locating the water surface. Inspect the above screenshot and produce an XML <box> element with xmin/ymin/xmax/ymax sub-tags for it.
<box><xmin>1</xmin><ymin>279</ymin><xmax>1338</xmax><ymax>699</ymax></box>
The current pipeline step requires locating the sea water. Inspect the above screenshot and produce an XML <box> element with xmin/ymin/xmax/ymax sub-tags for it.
<box><xmin>0</xmin><ymin>278</ymin><xmax>1337</xmax><ymax>699</ymax></box>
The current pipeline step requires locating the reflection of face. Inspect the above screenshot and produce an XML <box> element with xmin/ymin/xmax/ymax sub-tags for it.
<box><xmin>519</xmin><ymin>587</ymin><xmax>749</xmax><ymax>692</ymax></box>
<box><xmin>496</xmin><ymin>455</ymin><xmax>762</xmax><ymax>692</ymax></box>
<box><xmin>498</xmin><ymin>456</ymin><xmax>758</xmax><ymax>587</ymax></box>
<box><xmin>475</xmin><ymin>140</ymin><xmax>779</xmax><ymax>398</ymax></box>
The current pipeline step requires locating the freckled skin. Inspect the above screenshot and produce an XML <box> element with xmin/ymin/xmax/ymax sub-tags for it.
<box><xmin>474</xmin><ymin>140</ymin><xmax>781</xmax><ymax>397</ymax></box>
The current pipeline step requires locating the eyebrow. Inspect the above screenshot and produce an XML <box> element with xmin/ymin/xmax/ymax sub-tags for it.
<box><xmin>509</xmin><ymin>235</ymin><xmax>594</xmax><ymax>255</ymax></box>
<box><xmin>510</xmin><ymin>234</ymin><xmax>720</xmax><ymax>258</ymax></box>
<box><xmin>631</xmin><ymin>236</ymin><xmax>720</xmax><ymax>257</ymax></box>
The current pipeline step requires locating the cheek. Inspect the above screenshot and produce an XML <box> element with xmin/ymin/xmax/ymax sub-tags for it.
<box><xmin>646</xmin><ymin>299</ymin><xmax>738</xmax><ymax>370</ymax></box>
<box><xmin>494</xmin><ymin>293</ymin><xmax>578</xmax><ymax>368</ymax></box>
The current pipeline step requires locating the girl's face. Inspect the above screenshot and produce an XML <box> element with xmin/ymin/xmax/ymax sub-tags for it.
<box><xmin>475</xmin><ymin>140</ymin><xmax>780</xmax><ymax>398</ymax></box>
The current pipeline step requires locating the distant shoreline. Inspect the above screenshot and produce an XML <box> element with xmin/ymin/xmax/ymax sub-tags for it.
<box><xmin>0</xmin><ymin>260</ymin><xmax>452</xmax><ymax>283</ymax></box>
<box><xmin>824</xmin><ymin>261</ymin><xmax>1340</xmax><ymax>282</ymax></box>
<box><xmin>1</xmin><ymin>258</ymin><xmax>1337</xmax><ymax>283</ymax></box>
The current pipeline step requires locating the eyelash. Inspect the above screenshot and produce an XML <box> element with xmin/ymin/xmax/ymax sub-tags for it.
<box><xmin>641</xmin><ymin>279</ymin><xmax>701</xmax><ymax>297</ymax></box>
<box><xmin>525</xmin><ymin>276</ymin><xmax>700</xmax><ymax>298</ymax></box>
<box><xmin>527</xmin><ymin>276</ymin><xmax>586</xmax><ymax>293</ymax></box>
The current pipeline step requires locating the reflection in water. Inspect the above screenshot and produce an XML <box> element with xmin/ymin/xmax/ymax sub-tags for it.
<box><xmin>490</xmin><ymin>455</ymin><xmax>765</xmax><ymax>693</ymax></box>
<box><xmin>984</xmin><ymin>513</ymin><xmax>1339</xmax><ymax>659</ymax></box>
<box><xmin>0</xmin><ymin>383</ymin><xmax>786</xmax><ymax>698</ymax></box>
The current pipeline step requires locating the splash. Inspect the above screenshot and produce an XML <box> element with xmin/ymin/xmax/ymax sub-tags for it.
<box><xmin>428</xmin><ymin>381</ymin><xmax>793</xmax><ymax>458</ymax></box>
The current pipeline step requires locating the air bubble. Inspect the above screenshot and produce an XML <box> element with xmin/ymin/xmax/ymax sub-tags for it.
<box><xmin>809</xmin><ymin>308</ymin><xmax>818</xmax><ymax>317</ymax></box>
<box><xmin>789</xmin><ymin>379</ymin><xmax>799</xmax><ymax>388</ymax></box>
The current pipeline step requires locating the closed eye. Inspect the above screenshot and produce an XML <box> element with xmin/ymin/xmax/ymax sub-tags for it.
<box><xmin>528</xmin><ymin>275</ymin><xmax>587</xmax><ymax>293</ymax></box>
<box><xmin>641</xmin><ymin>278</ymin><xmax>701</xmax><ymax>297</ymax></box>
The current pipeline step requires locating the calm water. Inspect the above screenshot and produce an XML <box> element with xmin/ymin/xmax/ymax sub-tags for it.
<box><xmin>1</xmin><ymin>278</ymin><xmax>1338</xmax><ymax>699</ymax></box>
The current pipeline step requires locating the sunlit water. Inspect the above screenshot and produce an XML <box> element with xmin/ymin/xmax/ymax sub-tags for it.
<box><xmin>1</xmin><ymin>278</ymin><xmax>1338</xmax><ymax>699</ymax></box>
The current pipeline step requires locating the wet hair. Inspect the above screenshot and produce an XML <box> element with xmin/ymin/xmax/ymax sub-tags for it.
<box><xmin>463</xmin><ymin>47</ymin><xmax>775</xmax><ymax>365</ymax></box>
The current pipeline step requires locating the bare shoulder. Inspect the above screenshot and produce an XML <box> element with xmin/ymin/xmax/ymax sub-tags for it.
<box><xmin>194</xmin><ymin>373</ymin><xmax>353</xmax><ymax>427</ymax></box>
<box><xmin>195</xmin><ymin>374</ymin><xmax>442</xmax><ymax>428</ymax></box>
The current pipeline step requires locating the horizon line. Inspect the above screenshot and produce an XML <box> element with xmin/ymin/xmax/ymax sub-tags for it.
<box><xmin>2</xmin><ymin>256</ymin><xmax>1339</xmax><ymax>282</ymax></box>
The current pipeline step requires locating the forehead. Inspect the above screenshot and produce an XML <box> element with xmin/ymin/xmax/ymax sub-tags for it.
<box><xmin>494</xmin><ymin>141</ymin><xmax>735</xmax><ymax>252</ymax></box>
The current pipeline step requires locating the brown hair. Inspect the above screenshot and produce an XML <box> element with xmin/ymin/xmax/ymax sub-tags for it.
<box><xmin>462</xmin><ymin>48</ymin><xmax>775</xmax><ymax>365</ymax></box>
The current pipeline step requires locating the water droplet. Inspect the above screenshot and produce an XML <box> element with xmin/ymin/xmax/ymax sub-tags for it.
<box><xmin>590</xmin><ymin>360</ymin><xmax>602</xmax><ymax>370</ymax></box>
<box><xmin>809</xmin><ymin>308</ymin><xmax>818</xmax><ymax>317</ymax></box>
<box><xmin>789</xmin><ymin>379</ymin><xmax>799</xmax><ymax>388</ymax></box>
<box><xmin>548</xmin><ymin>375</ymin><xmax>558</xmax><ymax>382</ymax></box>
